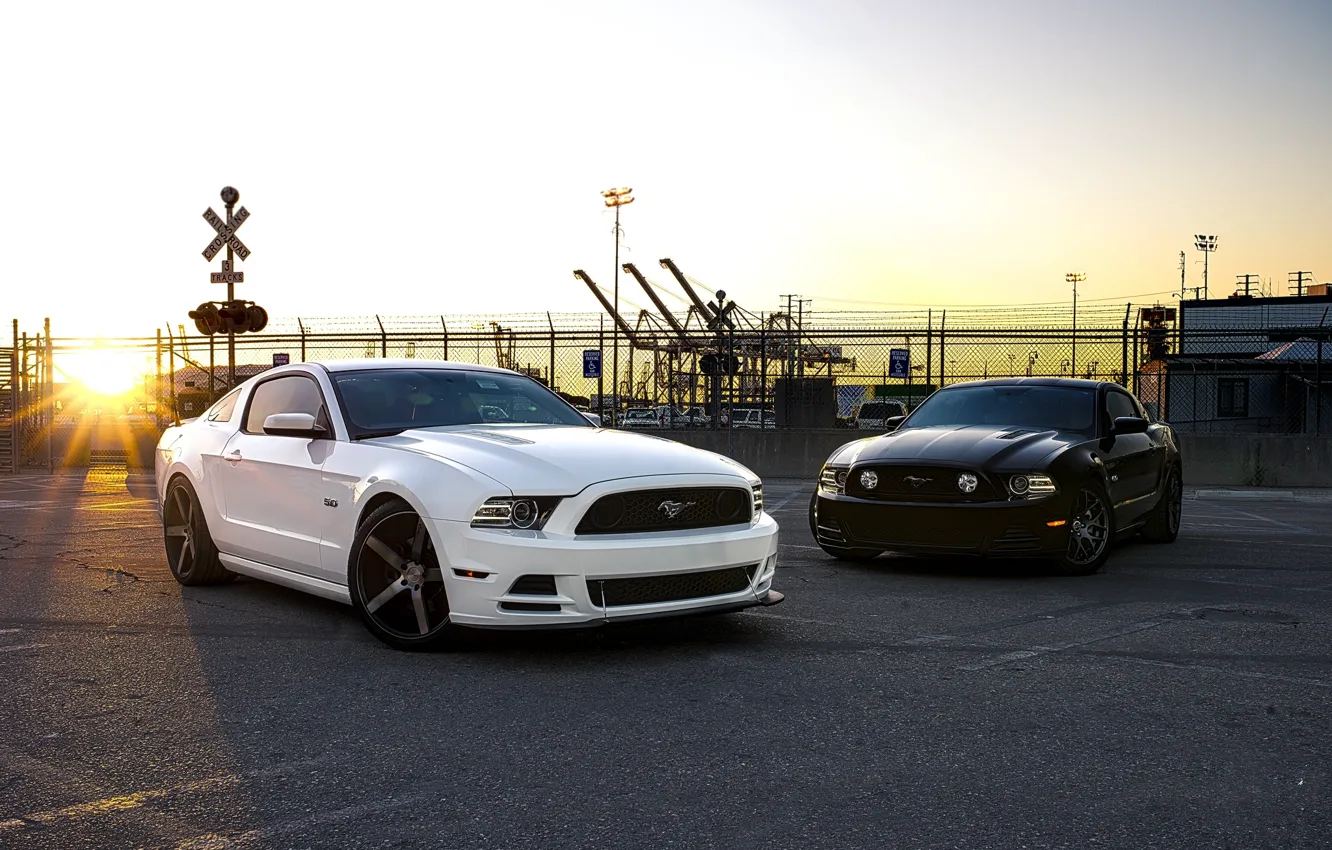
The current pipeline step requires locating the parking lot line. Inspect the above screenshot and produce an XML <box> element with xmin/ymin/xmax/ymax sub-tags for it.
<box><xmin>1209</xmin><ymin>503</ymin><xmax>1312</xmax><ymax>534</ymax></box>
<box><xmin>958</xmin><ymin>619</ymin><xmax>1168</xmax><ymax>671</ymax></box>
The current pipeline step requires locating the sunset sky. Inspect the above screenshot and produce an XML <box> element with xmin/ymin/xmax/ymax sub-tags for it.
<box><xmin>3</xmin><ymin>0</ymin><xmax>1329</xmax><ymax>339</ymax></box>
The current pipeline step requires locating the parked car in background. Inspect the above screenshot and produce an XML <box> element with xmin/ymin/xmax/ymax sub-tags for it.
<box><xmin>811</xmin><ymin>378</ymin><xmax>1182</xmax><ymax>575</ymax></box>
<box><xmin>855</xmin><ymin>400</ymin><xmax>908</xmax><ymax>430</ymax></box>
<box><xmin>731</xmin><ymin>409</ymin><xmax>777</xmax><ymax>429</ymax></box>
<box><xmin>621</xmin><ymin>408</ymin><xmax>662</xmax><ymax>429</ymax></box>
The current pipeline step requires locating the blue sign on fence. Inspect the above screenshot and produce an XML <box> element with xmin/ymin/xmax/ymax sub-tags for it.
<box><xmin>583</xmin><ymin>350</ymin><xmax>602</xmax><ymax>379</ymax></box>
<box><xmin>888</xmin><ymin>348</ymin><xmax>910</xmax><ymax>379</ymax></box>
<box><xmin>273</xmin><ymin>353</ymin><xmax>290</xmax><ymax>367</ymax></box>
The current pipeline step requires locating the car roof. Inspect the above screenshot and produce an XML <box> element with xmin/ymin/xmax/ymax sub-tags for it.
<box><xmin>940</xmin><ymin>377</ymin><xmax>1107</xmax><ymax>390</ymax></box>
<box><xmin>310</xmin><ymin>359</ymin><xmax>512</xmax><ymax>374</ymax></box>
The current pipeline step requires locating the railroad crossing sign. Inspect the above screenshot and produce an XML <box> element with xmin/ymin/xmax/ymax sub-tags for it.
<box><xmin>202</xmin><ymin>204</ymin><xmax>251</xmax><ymax>262</ymax></box>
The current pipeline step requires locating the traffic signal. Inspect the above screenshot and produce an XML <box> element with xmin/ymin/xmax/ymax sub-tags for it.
<box><xmin>187</xmin><ymin>301</ymin><xmax>268</xmax><ymax>335</ymax></box>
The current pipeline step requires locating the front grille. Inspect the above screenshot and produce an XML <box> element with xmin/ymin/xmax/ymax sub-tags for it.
<box><xmin>841</xmin><ymin>515</ymin><xmax>984</xmax><ymax>549</ymax></box>
<box><xmin>508</xmin><ymin>574</ymin><xmax>557</xmax><ymax>595</ymax></box>
<box><xmin>587</xmin><ymin>566</ymin><xmax>754</xmax><ymax>607</ymax></box>
<box><xmin>575</xmin><ymin>487</ymin><xmax>752</xmax><ymax>535</ymax></box>
<box><xmin>845</xmin><ymin>465</ymin><xmax>1000</xmax><ymax>503</ymax></box>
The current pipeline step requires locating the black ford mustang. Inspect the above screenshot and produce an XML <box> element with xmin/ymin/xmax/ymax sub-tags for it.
<box><xmin>809</xmin><ymin>378</ymin><xmax>1182</xmax><ymax>574</ymax></box>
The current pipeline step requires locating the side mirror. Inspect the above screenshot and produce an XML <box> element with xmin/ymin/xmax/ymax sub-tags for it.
<box><xmin>884</xmin><ymin>415</ymin><xmax>905</xmax><ymax>431</ymax></box>
<box><xmin>1112</xmin><ymin>416</ymin><xmax>1148</xmax><ymax>435</ymax></box>
<box><xmin>263</xmin><ymin>412</ymin><xmax>329</xmax><ymax>439</ymax></box>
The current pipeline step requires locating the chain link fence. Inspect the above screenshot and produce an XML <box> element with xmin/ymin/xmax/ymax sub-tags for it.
<box><xmin>7</xmin><ymin>304</ymin><xmax>1327</xmax><ymax>473</ymax></box>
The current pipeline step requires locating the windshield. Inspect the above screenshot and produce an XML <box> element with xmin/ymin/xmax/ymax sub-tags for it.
<box><xmin>332</xmin><ymin>368</ymin><xmax>591</xmax><ymax>437</ymax></box>
<box><xmin>903</xmin><ymin>386</ymin><xmax>1097</xmax><ymax>433</ymax></box>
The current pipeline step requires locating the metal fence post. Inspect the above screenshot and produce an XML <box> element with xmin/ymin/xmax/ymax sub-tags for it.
<box><xmin>547</xmin><ymin>312</ymin><xmax>556</xmax><ymax>392</ymax></box>
<box><xmin>168</xmin><ymin>331</ymin><xmax>179</xmax><ymax>425</ymax></box>
<box><xmin>155</xmin><ymin>329</ymin><xmax>162</xmax><ymax>429</ymax></box>
<box><xmin>926</xmin><ymin>309</ymin><xmax>933</xmax><ymax>391</ymax></box>
<box><xmin>939</xmin><ymin>311</ymin><xmax>947</xmax><ymax>388</ymax></box>
<box><xmin>760</xmin><ymin>323</ymin><xmax>768</xmax><ymax>428</ymax></box>
<box><xmin>376</xmin><ymin>315</ymin><xmax>386</xmax><ymax>358</ymax></box>
<box><xmin>598</xmin><ymin>315</ymin><xmax>605</xmax><ymax>425</ymax></box>
<box><xmin>440</xmin><ymin>317</ymin><xmax>448</xmax><ymax>362</ymax></box>
<box><xmin>1121</xmin><ymin>304</ymin><xmax>1130</xmax><ymax>387</ymax></box>
<box><xmin>44</xmin><ymin>318</ymin><xmax>53</xmax><ymax>474</ymax></box>
<box><xmin>298</xmin><ymin>318</ymin><xmax>307</xmax><ymax>363</ymax></box>
<box><xmin>208</xmin><ymin>334</ymin><xmax>215</xmax><ymax>403</ymax></box>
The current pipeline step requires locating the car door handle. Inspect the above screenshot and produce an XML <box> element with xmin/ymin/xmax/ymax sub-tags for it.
<box><xmin>225</xmin><ymin>450</ymin><xmax>243</xmax><ymax>463</ymax></box>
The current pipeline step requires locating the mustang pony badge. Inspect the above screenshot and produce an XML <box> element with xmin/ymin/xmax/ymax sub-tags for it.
<box><xmin>658</xmin><ymin>500</ymin><xmax>695</xmax><ymax>519</ymax></box>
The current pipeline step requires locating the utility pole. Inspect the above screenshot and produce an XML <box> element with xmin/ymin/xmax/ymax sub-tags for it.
<box><xmin>1179</xmin><ymin>251</ymin><xmax>1186</xmax><ymax>300</ymax></box>
<box><xmin>1066</xmin><ymin>272</ymin><xmax>1085</xmax><ymax>375</ymax></box>
<box><xmin>1237</xmin><ymin>273</ymin><xmax>1260</xmax><ymax>297</ymax></box>
<box><xmin>781</xmin><ymin>294</ymin><xmax>797</xmax><ymax>378</ymax></box>
<box><xmin>1290</xmin><ymin>271</ymin><xmax>1313</xmax><ymax>297</ymax></box>
<box><xmin>601</xmin><ymin>187</ymin><xmax>634</xmax><ymax>415</ymax></box>
<box><xmin>796</xmin><ymin>297</ymin><xmax>811</xmax><ymax>377</ymax></box>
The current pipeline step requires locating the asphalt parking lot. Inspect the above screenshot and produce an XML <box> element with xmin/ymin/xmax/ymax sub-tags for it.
<box><xmin>1</xmin><ymin>470</ymin><xmax>1329</xmax><ymax>849</ymax></box>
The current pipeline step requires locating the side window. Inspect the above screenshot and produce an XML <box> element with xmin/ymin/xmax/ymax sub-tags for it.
<box><xmin>205</xmin><ymin>389</ymin><xmax>241</xmax><ymax>423</ymax></box>
<box><xmin>244</xmin><ymin>376</ymin><xmax>325</xmax><ymax>434</ymax></box>
<box><xmin>1106</xmin><ymin>391</ymin><xmax>1138</xmax><ymax>422</ymax></box>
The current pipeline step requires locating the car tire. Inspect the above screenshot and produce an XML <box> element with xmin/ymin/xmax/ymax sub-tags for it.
<box><xmin>162</xmin><ymin>477</ymin><xmax>234</xmax><ymax>586</ymax></box>
<box><xmin>1054</xmin><ymin>480</ymin><xmax>1115</xmax><ymax>576</ymax></box>
<box><xmin>808</xmin><ymin>493</ymin><xmax>882</xmax><ymax>562</ymax></box>
<box><xmin>348</xmin><ymin>498</ymin><xmax>454</xmax><ymax>651</ymax></box>
<box><xmin>1141</xmin><ymin>466</ymin><xmax>1182</xmax><ymax>544</ymax></box>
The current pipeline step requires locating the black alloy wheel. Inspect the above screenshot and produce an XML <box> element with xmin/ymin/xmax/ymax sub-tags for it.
<box><xmin>162</xmin><ymin>478</ymin><xmax>234</xmax><ymax>586</ymax></box>
<box><xmin>349</xmin><ymin>499</ymin><xmax>453</xmax><ymax>650</ymax></box>
<box><xmin>808</xmin><ymin>493</ymin><xmax>882</xmax><ymax>562</ymax></box>
<box><xmin>1056</xmin><ymin>482</ymin><xmax>1113</xmax><ymax>575</ymax></box>
<box><xmin>1142</xmin><ymin>466</ymin><xmax>1183</xmax><ymax>544</ymax></box>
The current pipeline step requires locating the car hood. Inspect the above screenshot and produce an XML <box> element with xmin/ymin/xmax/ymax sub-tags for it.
<box><xmin>843</xmin><ymin>425</ymin><xmax>1083</xmax><ymax>469</ymax></box>
<box><xmin>368</xmin><ymin>425</ymin><xmax>755</xmax><ymax>493</ymax></box>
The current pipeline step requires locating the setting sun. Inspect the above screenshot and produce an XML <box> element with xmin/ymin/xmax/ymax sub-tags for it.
<box><xmin>60</xmin><ymin>347</ymin><xmax>148</xmax><ymax>397</ymax></box>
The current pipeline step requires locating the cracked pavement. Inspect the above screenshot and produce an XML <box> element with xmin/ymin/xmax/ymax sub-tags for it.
<box><xmin>0</xmin><ymin>469</ymin><xmax>1330</xmax><ymax>849</ymax></box>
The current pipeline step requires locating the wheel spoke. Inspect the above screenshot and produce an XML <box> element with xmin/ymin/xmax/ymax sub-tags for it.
<box><xmin>410</xmin><ymin>520</ymin><xmax>427</xmax><ymax>563</ymax></box>
<box><xmin>172</xmin><ymin>488</ymin><xmax>190</xmax><ymax>521</ymax></box>
<box><xmin>165</xmin><ymin>525</ymin><xmax>188</xmax><ymax>538</ymax></box>
<box><xmin>366</xmin><ymin>580</ymin><xmax>407</xmax><ymax>613</ymax></box>
<box><xmin>411</xmin><ymin>587</ymin><xmax>430</xmax><ymax>635</ymax></box>
<box><xmin>175</xmin><ymin>538</ymin><xmax>192</xmax><ymax>574</ymax></box>
<box><xmin>365</xmin><ymin>536</ymin><xmax>406</xmax><ymax>571</ymax></box>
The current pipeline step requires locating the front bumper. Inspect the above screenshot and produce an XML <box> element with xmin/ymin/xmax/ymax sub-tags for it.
<box><xmin>813</xmin><ymin>491</ymin><xmax>1075</xmax><ymax>557</ymax></box>
<box><xmin>431</xmin><ymin>476</ymin><xmax>782</xmax><ymax>629</ymax></box>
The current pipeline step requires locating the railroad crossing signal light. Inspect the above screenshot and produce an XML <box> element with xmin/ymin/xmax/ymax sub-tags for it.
<box><xmin>187</xmin><ymin>301</ymin><xmax>268</xmax><ymax>336</ymax></box>
<box><xmin>188</xmin><ymin>303</ymin><xmax>222</xmax><ymax>335</ymax></box>
<box><xmin>700</xmin><ymin>353</ymin><xmax>742</xmax><ymax>375</ymax></box>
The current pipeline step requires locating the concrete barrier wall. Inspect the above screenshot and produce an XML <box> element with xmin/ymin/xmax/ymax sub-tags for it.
<box><xmin>638</xmin><ymin>429</ymin><xmax>1332</xmax><ymax>487</ymax></box>
<box><xmin>17</xmin><ymin>424</ymin><xmax>1332</xmax><ymax>488</ymax></box>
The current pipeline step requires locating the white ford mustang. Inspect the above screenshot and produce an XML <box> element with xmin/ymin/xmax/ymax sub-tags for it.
<box><xmin>154</xmin><ymin>359</ymin><xmax>782</xmax><ymax>649</ymax></box>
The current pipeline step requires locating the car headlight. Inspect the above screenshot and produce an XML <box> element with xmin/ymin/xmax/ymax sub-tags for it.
<box><xmin>471</xmin><ymin>497</ymin><xmax>563</xmax><ymax>530</ymax></box>
<box><xmin>819</xmin><ymin>466</ymin><xmax>849</xmax><ymax>495</ymax></box>
<box><xmin>1008</xmin><ymin>474</ymin><xmax>1057</xmax><ymax>499</ymax></box>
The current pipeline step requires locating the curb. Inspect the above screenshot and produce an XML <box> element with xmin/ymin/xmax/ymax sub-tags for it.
<box><xmin>1187</xmin><ymin>489</ymin><xmax>1332</xmax><ymax>503</ymax></box>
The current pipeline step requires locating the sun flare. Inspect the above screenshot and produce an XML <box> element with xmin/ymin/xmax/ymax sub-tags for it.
<box><xmin>61</xmin><ymin>348</ymin><xmax>146</xmax><ymax>397</ymax></box>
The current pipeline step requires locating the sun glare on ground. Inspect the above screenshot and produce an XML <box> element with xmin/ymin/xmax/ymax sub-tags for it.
<box><xmin>60</xmin><ymin>348</ymin><xmax>147</xmax><ymax>397</ymax></box>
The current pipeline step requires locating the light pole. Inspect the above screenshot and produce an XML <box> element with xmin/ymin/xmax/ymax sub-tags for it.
<box><xmin>1066</xmin><ymin>272</ymin><xmax>1085</xmax><ymax>376</ymax></box>
<box><xmin>1194</xmin><ymin>235</ymin><xmax>1218</xmax><ymax>299</ymax></box>
<box><xmin>601</xmin><ymin>187</ymin><xmax>634</xmax><ymax>412</ymax></box>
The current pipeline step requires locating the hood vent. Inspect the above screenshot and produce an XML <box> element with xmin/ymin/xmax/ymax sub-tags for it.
<box><xmin>995</xmin><ymin>429</ymin><xmax>1033</xmax><ymax>440</ymax></box>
